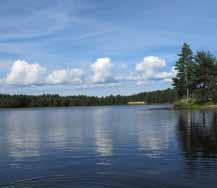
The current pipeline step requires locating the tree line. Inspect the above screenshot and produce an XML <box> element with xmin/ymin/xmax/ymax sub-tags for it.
<box><xmin>173</xmin><ymin>43</ymin><xmax>217</xmax><ymax>102</ymax></box>
<box><xmin>0</xmin><ymin>88</ymin><xmax>176</xmax><ymax>108</ymax></box>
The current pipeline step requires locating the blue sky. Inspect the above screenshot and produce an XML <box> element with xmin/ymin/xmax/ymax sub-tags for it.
<box><xmin>0</xmin><ymin>0</ymin><xmax>216</xmax><ymax>96</ymax></box>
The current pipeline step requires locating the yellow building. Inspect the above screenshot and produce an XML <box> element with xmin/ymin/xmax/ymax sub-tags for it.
<box><xmin>127</xmin><ymin>101</ymin><xmax>146</xmax><ymax>105</ymax></box>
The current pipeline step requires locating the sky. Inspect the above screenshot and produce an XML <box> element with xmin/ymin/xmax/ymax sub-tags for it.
<box><xmin>0</xmin><ymin>0</ymin><xmax>217</xmax><ymax>96</ymax></box>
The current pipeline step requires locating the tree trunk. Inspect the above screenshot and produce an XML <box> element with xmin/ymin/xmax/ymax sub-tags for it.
<box><xmin>186</xmin><ymin>88</ymin><xmax>189</xmax><ymax>101</ymax></box>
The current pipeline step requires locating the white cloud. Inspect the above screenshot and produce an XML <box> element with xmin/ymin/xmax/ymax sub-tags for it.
<box><xmin>129</xmin><ymin>56</ymin><xmax>176</xmax><ymax>84</ymax></box>
<box><xmin>46</xmin><ymin>68</ymin><xmax>84</xmax><ymax>85</ymax></box>
<box><xmin>5</xmin><ymin>60</ymin><xmax>46</xmax><ymax>85</ymax></box>
<box><xmin>0</xmin><ymin>57</ymin><xmax>176</xmax><ymax>89</ymax></box>
<box><xmin>136</xmin><ymin>56</ymin><xmax>166</xmax><ymax>70</ymax></box>
<box><xmin>162</xmin><ymin>66</ymin><xmax>177</xmax><ymax>83</ymax></box>
<box><xmin>0</xmin><ymin>60</ymin><xmax>85</xmax><ymax>86</ymax></box>
<box><xmin>135</xmin><ymin>56</ymin><xmax>166</xmax><ymax>79</ymax></box>
<box><xmin>91</xmin><ymin>57</ymin><xmax>115</xmax><ymax>84</ymax></box>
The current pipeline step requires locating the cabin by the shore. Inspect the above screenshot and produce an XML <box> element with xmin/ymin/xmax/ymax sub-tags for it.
<box><xmin>127</xmin><ymin>101</ymin><xmax>146</xmax><ymax>105</ymax></box>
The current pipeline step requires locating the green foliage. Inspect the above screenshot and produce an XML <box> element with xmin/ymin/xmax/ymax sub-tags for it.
<box><xmin>173</xmin><ymin>99</ymin><xmax>210</xmax><ymax>110</ymax></box>
<box><xmin>194</xmin><ymin>51</ymin><xmax>217</xmax><ymax>101</ymax></box>
<box><xmin>173</xmin><ymin>43</ymin><xmax>217</xmax><ymax>103</ymax></box>
<box><xmin>173</xmin><ymin>43</ymin><xmax>194</xmax><ymax>99</ymax></box>
<box><xmin>0</xmin><ymin>89</ymin><xmax>176</xmax><ymax>108</ymax></box>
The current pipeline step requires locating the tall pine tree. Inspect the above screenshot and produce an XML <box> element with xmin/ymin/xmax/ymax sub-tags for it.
<box><xmin>173</xmin><ymin>43</ymin><xmax>194</xmax><ymax>100</ymax></box>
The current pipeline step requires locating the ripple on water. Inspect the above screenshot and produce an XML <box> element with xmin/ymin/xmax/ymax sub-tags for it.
<box><xmin>0</xmin><ymin>174</ymin><xmax>166</xmax><ymax>188</ymax></box>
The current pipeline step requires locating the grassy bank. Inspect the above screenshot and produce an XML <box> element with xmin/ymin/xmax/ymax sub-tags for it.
<box><xmin>173</xmin><ymin>100</ymin><xmax>217</xmax><ymax>110</ymax></box>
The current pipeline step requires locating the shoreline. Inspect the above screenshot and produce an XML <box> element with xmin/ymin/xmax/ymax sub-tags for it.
<box><xmin>0</xmin><ymin>103</ymin><xmax>172</xmax><ymax>109</ymax></box>
<box><xmin>173</xmin><ymin>101</ymin><xmax>217</xmax><ymax>110</ymax></box>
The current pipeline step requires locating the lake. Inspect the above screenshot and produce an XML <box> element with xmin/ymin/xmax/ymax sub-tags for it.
<box><xmin>0</xmin><ymin>105</ymin><xmax>217</xmax><ymax>187</ymax></box>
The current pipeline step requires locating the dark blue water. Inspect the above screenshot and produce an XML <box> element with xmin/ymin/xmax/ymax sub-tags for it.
<box><xmin>0</xmin><ymin>105</ymin><xmax>217</xmax><ymax>187</ymax></box>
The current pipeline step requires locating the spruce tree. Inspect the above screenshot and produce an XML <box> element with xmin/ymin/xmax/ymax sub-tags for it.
<box><xmin>173</xmin><ymin>43</ymin><xmax>194</xmax><ymax>100</ymax></box>
<box><xmin>194</xmin><ymin>51</ymin><xmax>217</xmax><ymax>101</ymax></box>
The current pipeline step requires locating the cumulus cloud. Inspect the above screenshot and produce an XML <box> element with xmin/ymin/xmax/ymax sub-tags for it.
<box><xmin>135</xmin><ymin>56</ymin><xmax>166</xmax><ymax>79</ymax></box>
<box><xmin>162</xmin><ymin>66</ymin><xmax>177</xmax><ymax>83</ymax></box>
<box><xmin>5</xmin><ymin>60</ymin><xmax>46</xmax><ymax>85</ymax></box>
<box><xmin>136</xmin><ymin>56</ymin><xmax>166</xmax><ymax>70</ymax></box>
<box><xmin>0</xmin><ymin>57</ymin><xmax>176</xmax><ymax>88</ymax></box>
<box><xmin>0</xmin><ymin>60</ymin><xmax>85</xmax><ymax>86</ymax></box>
<box><xmin>91</xmin><ymin>57</ymin><xmax>115</xmax><ymax>84</ymax></box>
<box><xmin>46</xmin><ymin>68</ymin><xmax>84</xmax><ymax>85</ymax></box>
<box><xmin>129</xmin><ymin>56</ymin><xmax>176</xmax><ymax>84</ymax></box>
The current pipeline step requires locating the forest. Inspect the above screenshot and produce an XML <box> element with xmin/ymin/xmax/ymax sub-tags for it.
<box><xmin>0</xmin><ymin>89</ymin><xmax>176</xmax><ymax>108</ymax></box>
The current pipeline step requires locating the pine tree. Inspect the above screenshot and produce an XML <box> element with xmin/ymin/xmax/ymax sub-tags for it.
<box><xmin>194</xmin><ymin>51</ymin><xmax>217</xmax><ymax>101</ymax></box>
<box><xmin>173</xmin><ymin>43</ymin><xmax>194</xmax><ymax>100</ymax></box>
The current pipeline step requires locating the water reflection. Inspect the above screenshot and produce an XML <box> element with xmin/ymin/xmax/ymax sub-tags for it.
<box><xmin>136</xmin><ymin>110</ymin><xmax>175</xmax><ymax>158</ymax></box>
<box><xmin>4</xmin><ymin>110</ymin><xmax>41</xmax><ymax>159</ymax></box>
<box><xmin>93</xmin><ymin>109</ymin><xmax>112</xmax><ymax>157</ymax></box>
<box><xmin>1</xmin><ymin>107</ymin><xmax>115</xmax><ymax>161</ymax></box>
<box><xmin>177</xmin><ymin>110</ymin><xmax>217</xmax><ymax>159</ymax></box>
<box><xmin>1</xmin><ymin>106</ymin><xmax>176</xmax><ymax>161</ymax></box>
<box><xmin>2</xmin><ymin>106</ymin><xmax>217</xmax><ymax>187</ymax></box>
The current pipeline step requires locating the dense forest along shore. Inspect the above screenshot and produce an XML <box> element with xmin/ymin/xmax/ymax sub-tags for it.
<box><xmin>0</xmin><ymin>89</ymin><xmax>175</xmax><ymax>108</ymax></box>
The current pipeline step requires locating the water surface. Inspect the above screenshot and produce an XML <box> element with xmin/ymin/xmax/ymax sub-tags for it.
<box><xmin>0</xmin><ymin>105</ymin><xmax>217</xmax><ymax>187</ymax></box>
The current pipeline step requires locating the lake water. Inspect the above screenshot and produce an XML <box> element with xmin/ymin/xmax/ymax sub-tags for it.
<box><xmin>1</xmin><ymin>105</ymin><xmax>217</xmax><ymax>187</ymax></box>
